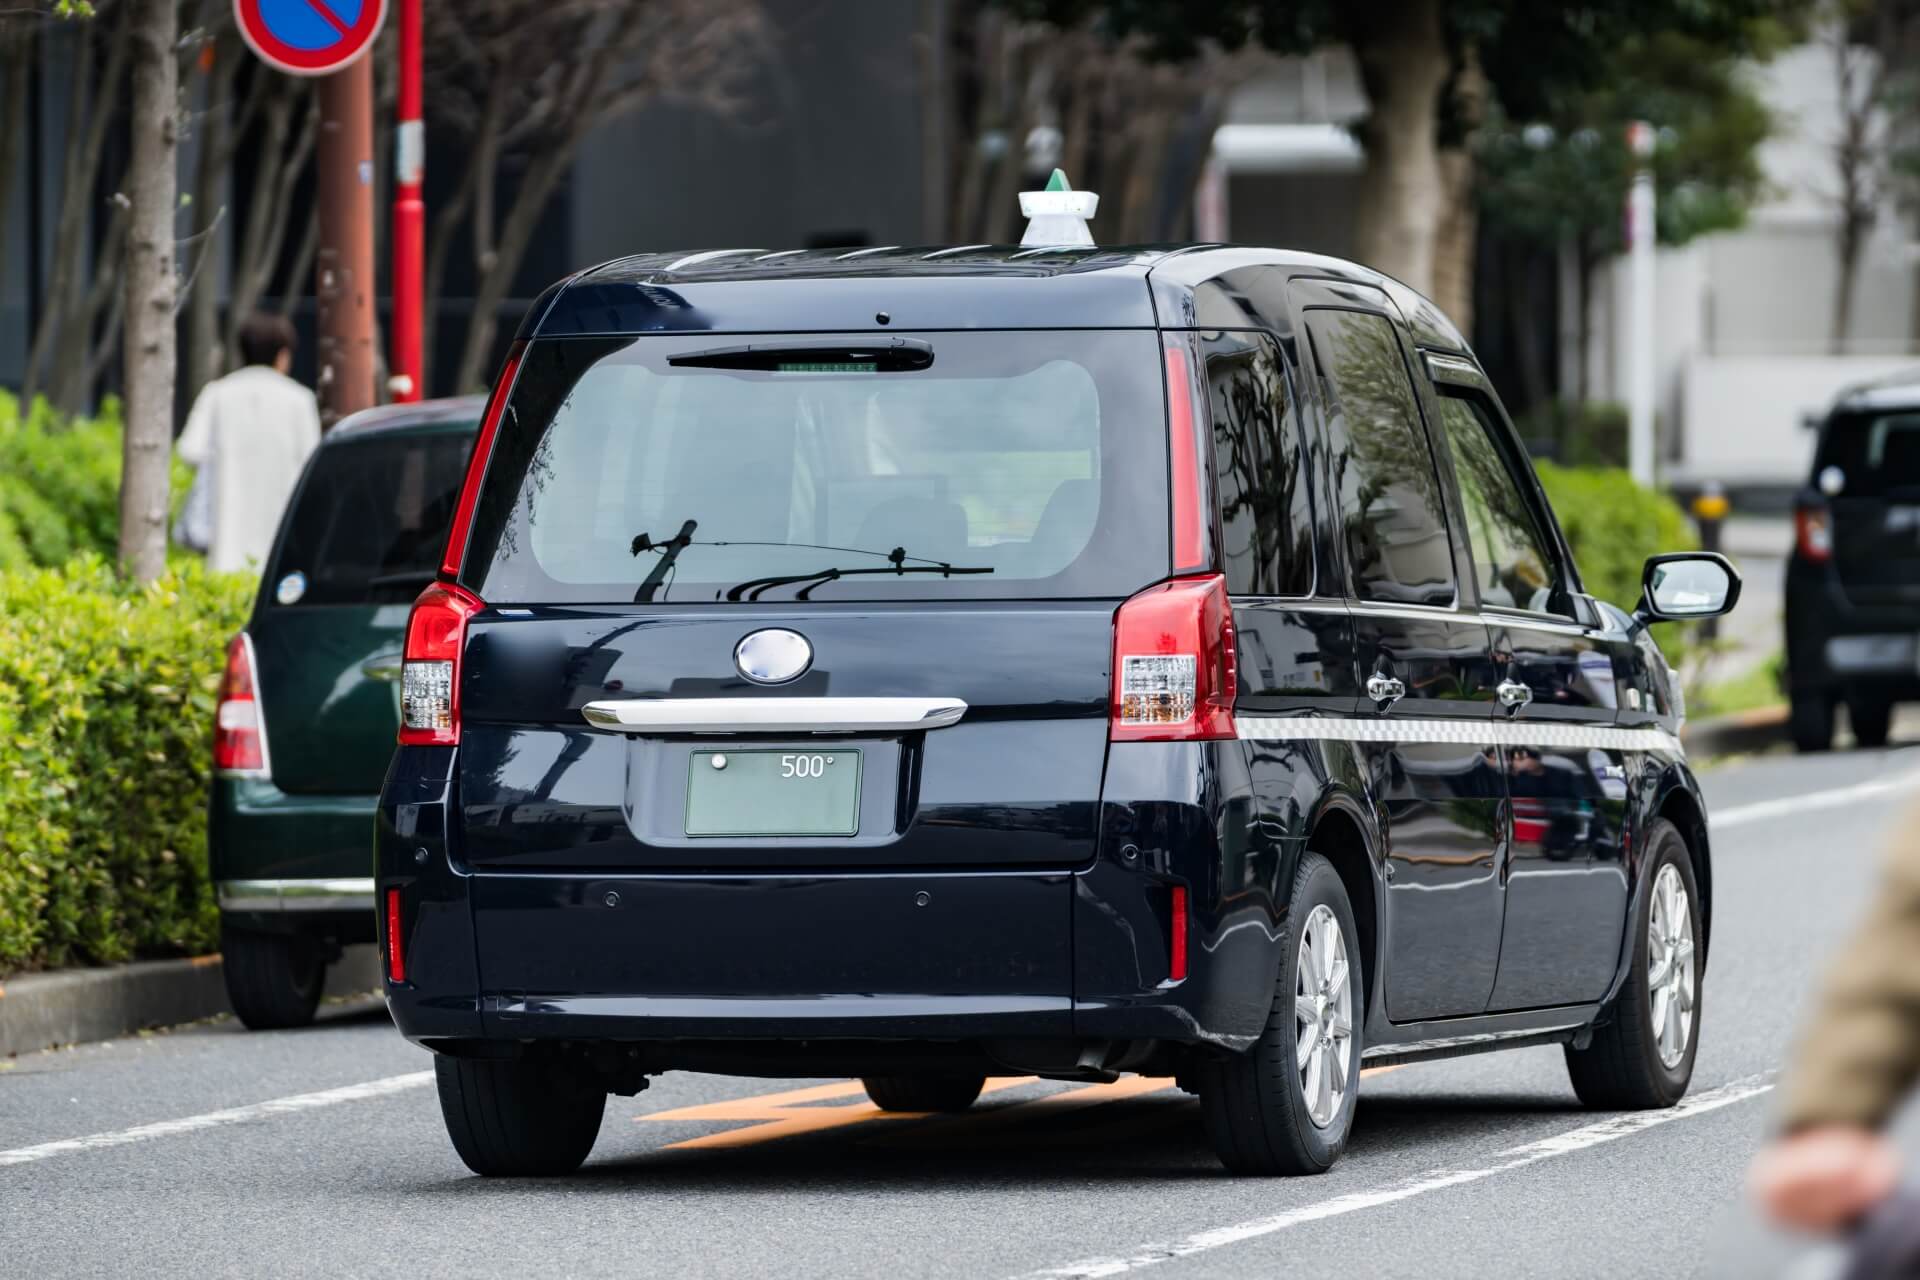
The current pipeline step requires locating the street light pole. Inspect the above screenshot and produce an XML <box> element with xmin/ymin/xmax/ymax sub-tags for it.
<box><xmin>390</xmin><ymin>0</ymin><xmax>424</xmax><ymax>402</ymax></box>
<box><xmin>1627</xmin><ymin>120</ymin><xmax>1657</xmax><ymax>489</ymax></box>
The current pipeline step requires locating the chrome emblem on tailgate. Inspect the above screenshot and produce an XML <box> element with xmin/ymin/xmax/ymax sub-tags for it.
<box><xmin>734</xmin><ymin>629</ymin><xmax>812</xmax><ymax>685</ymax></box>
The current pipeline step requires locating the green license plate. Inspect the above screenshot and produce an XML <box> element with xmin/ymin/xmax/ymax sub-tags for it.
<box><xmin>684</xmin><ymin>749</ymin><xmax>861</xmax><ymax>837</ymax></box>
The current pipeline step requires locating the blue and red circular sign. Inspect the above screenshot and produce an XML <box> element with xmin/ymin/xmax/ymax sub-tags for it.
<box><xmin>235</xmin><ymin>0</ymin><xmax>388</xmax><ymax>76</ymax></box>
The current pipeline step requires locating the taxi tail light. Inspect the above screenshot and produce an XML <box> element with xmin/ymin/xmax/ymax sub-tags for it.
<box><xmin>1111</xmin><ymin>574</ymin><xmax>1237</xmax><ymax>742</ymax></box>
<box><xmin>1795</xmin><ymin>502</ymin><xmax>1833</xmax><ymax>562</ymax></box>
<box><xmin>385</xmin><ymin>887</ymin><xmax>406</xmax><ymax>984</ymax></box>
<box><xmin>399</xmin><ymin>582</ymin><xmax>484</xmax><ymax>746</ymax></box>
<box><xmin>213</xmin><ymin>633</ymin><xmax>267</xmax><ymax>774</ymax></box>
<box><xmin>1169</xmin><ymin>885</ymin><xmax>1189</xmax><ymax>983</ymax></box>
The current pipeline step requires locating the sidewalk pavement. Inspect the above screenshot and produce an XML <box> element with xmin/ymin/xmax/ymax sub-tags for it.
<box><xmin>0</xmin><ymin>946</ymin><xmax>379</xmax><ymax>1058</ymax></box>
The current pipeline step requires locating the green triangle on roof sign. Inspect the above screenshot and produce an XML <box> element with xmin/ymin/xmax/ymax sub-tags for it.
<box><xmin>1019</xmin><ymin>170</ymin><xmax>1099</xmax><ymax>247</ymax></box>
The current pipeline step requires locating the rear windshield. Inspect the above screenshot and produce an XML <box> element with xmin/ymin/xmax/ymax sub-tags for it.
<box><xmin>1816</xmin><ymin>410</ymin><xmax>1920</xmax><ymax>497</ymax></box>
<box><xmin>269</xmin><ymin>431</ymin><xmax>474</xmax><ymax>606</ymax></box>
<box><xmin>462</xmin><ymin>332</ymin><xmax>1171</xmax><ymax>603</ymax></box>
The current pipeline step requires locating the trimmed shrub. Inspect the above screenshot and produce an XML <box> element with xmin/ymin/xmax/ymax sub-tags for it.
<box><xmin>0</xmin><ymin>557</ymin><xmax>253</xmax><ymax>974</ymax></box>
<box><xmin>1535</xmin><ymin>462</ymin><xmax>1699</xmax><ymax>661</ymax></box>
<box><xmin>0</xmin><ymin>392</ymin><xmax>193</xmax><ymax>571</ymax></box>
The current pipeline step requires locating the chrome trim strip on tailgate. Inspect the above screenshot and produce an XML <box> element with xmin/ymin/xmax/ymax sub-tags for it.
<box><xmin>218</xmin><ymin>878</ymin><xmax>376</xmax><ymax>913</ymax></box>
<box><xmin>581</xmin><ymin>697</ymin><xmax>968</xmax><ymax>735</ymax></box>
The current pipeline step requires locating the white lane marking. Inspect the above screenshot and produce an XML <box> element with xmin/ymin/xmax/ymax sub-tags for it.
<box><xmin>0</xmin><ymin>1071</ymin><xmax>433</xmax><ymax>1168</ymax></box>
<box><xmin>1711</xmin><ymin>767</ymin><xmax>1920</xmax><ymax>830</ymax></box>
<box><xmin>1018</xmin><ymin>1073</ymin><xmax>1775</xmax><ymax>1279</ymax></box>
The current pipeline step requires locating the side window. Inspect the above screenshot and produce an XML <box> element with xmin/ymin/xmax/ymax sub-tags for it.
<box><xmin>1433</xmin><ymin>392</ymin><xmax>1569</xmax><ymax>618</ymax></box>
<box><xmin>1304</xmin><ymin>309</ymin><xmax>1455</xmax><ymax>608</ymax></box>
<box><xmin>1202</xmin><ymin>330</ymin><xmax>1313</xmax><ymax>596</ymax></box>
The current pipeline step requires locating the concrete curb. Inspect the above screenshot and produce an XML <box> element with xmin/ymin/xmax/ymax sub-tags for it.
<box><xmin>0</xmin><ymin>945</ymin><xmax>381</xmax><ymax>1058</ymax></box>
<box><xmin>1683</xmin><ymin>704</ymin><xmax>1788</xmax><ymax>758</ymax></box>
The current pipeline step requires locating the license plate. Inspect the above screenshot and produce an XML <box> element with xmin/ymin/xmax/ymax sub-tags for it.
<box><xmin>684</xmin><ymin>749</ymin><xmax>861</xmax><ymax>837</ymax></box>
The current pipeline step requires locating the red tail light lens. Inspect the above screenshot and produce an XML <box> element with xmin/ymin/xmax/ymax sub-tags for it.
<box><xmin>439</xmin><ymin>342</ymin><xmax>524</xmax><ymax>581</ymax></box>
<box><xmin>1795</xmin><ymin>503</ymin><xmax>1833</xmax><ymax>562</ymax></box>
<box><xmin>398</xmin><ymin>582</ymin><xmax>484</xmax><ymax>746</ymax></box>
<box><xmin>385</xmin><ymin>887</ymin><xmax>406</xmax><ymax>984</ymax></box>
<box><xmin>1111</xmin><ymin>573</ymin><xmax>1237</xmax><ymax>742</ymax></box>
<box><xmin>1169</xmin><ymin>884</ymin><xmax>1189</xmax><ymax>983</ymax></box>
<box><xmin>213</xmin><ymin>633</ymin><xmax>268</xmax><ymax>775</ymax></box>
<box><xmin>1163</xmin><ymin>343</ymin><xmax>1209</xmax><ymax>574</ymax></box>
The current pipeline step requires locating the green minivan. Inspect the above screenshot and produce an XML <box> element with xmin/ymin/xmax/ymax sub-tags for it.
<box><xmin>210</xmin><ymin>397</ymin><xmax>481</xmax><ymax>1029</ymax></box>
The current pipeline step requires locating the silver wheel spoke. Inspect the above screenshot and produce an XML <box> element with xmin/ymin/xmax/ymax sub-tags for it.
<box><xmin>1296</xmin><ymin>993</ymin><xmax>1320</xmax><ymax>1024</ymax></box>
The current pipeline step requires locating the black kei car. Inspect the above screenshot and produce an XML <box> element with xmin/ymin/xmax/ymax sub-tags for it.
<box><xmin>1787</xmin><ymin>373</ymin><xmax>1920</xmax><ymax>751</ymax></box>
<box><xmin>377</xmin><ymin>243</ymin><xmax>1736</xmax><ymax>1178</ymax></box>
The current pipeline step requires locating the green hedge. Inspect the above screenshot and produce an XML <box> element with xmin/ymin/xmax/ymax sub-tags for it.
<box><xmin>1535</xmin><ymin>463</ymin><xmax>1698</xmax><ymax>663</ymax></box>
<box><xmin>0</xmin><ymin>558</ymin><xmax>253</xmax><ymax>973</ymax></box>
<box><xmin>0</xmin><ymin>392</ymin><xmax>192</xmax><ymax>571</ymax></box>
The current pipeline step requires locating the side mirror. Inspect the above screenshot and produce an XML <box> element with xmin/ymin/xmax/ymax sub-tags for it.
<box><xmin>1637</xmin><ymin>551</ymin><xmax>1741</xmax><ymax>623</ymax></box>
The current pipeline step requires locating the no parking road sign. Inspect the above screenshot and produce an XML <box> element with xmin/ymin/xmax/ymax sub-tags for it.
<box><xmin>236</xmin><ymin>0</ymin><xmax>388</xmax><ymax>76</ymax></box>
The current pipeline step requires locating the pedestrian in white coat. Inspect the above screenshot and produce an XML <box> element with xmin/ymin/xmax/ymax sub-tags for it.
<box><xmin>176</xmin><ymin>314</ymin><xmax>321</xmax><ymax>575</ymax></box>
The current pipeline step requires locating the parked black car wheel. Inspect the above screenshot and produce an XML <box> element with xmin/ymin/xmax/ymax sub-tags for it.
<box><xmin>861</xmin><ymin>1075</ymin><xmax>987</xmax><ymax>1113</ymax></box>
<box><xmin>1850</xmin><ymin>699</ymin><xmax>1893</xmax><ymax>749</ymax></box>
<box><xmin>1790</xmin><ymin>691</ymin><xmax>1835</xmax><ymax>753</ymax></box>
<box><xmin>220</xmin><ymin>925</ymin><xmax>322</xmax><ymax>1030</ymax></box>
<box><xmin>1565</xmin><ymin>819</ymin><xmax>1701</xmax><ymax>1109</ymax></box>
<box><xmin>1199</xmin><ymin>852</ymin><xmax>1362</xmax><ymax>1176</ymax></box>
<box><xmin>434</xmin><ymin>1055</ymin><xmax>606</xmax><ymax>1177</ymax></box>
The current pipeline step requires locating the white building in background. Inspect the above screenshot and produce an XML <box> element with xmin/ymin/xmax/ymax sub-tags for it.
<box><xmin>1210</xmin><ymin>34</ymin><xmax>1920</xmax><ymax>493</ymax></box>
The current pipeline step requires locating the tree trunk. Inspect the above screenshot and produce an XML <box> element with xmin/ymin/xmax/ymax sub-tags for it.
<box><xmin>1430</xmin><ymin>48</ymin><xmax>1485</xmax><ymax>331</ymax></box>
<box><xmin>1347</xmin><ymin>0</ymin><xmax>1450</xmax><ymax>295</ymax></box>
<box><xmin>0</xmin><ymin>26</ymin><xmax>35</xmax><ymax>299</ymax></box>
<box><xmin>183</xmin><ymin>37</ymin><xmax>244</xmax><ymax>402</ymax></box>
<box><xmin>120</xmin><ymin>0</ymin><xmax>178</xmax><ymax>585</ymax></box>
<box><xmin>451</xmin><ymin>144</ymin><xmax>572</xmax><ymax>393</ymax></box>
<box><xmin>1833</xmin><ymin>209</ymin><xmax>1866</xmax><ymax>355</ymax></box>
<box><xmin>1506</xmin><ymin>237</ymin><xmax>1548</xmax><ymax>413</ymax></box>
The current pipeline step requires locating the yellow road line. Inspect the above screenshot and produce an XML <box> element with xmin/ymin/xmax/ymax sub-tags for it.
<box><xmin>639</xmin><ymin>1064</ymin><xmax>1402</xmax><ymax>1153</ymax></box>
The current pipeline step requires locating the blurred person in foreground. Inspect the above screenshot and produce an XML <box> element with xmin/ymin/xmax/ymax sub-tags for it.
<box><xmin>1750</xmin><ymin>816</ymin><xmax>1920</xmax><ymax>1233</ymax></box>
<box><xmin>176</xmin><ymin>313</ymin><xmax>321</xmax><ymax>574</ymax></box>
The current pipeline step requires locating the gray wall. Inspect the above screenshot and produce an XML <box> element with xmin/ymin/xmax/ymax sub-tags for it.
<box><xmin>570</xmin><ymin>0</ymin><xmax>925</xmax><ymax>261</ymax></box>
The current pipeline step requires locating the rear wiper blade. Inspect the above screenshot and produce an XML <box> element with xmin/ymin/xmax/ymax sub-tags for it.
<box><xmin>668</xmin><ymin>338</ymin><xmax>933</xmax><ymax>373</ymax></box>
<box><xmin>725</xmin><ymin>562</ymin><xmax>992</xmax><ymax>602</ymax></box>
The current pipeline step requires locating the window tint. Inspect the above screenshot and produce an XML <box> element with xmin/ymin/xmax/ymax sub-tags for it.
<box><xmin>464</xmin><ymin>331</ymin><xmax>1170</xmax><ymax>603</ymax></box>
<box><xmin>1814</xmin><ymin>411</ymin><xmax>1920</xmax><ymax>496</ymax></box>
<box><xmin>1305</xmin><ymin>310</ymin><xmax>1454</xmax><ymax>607</ymax></box>
<box><xmin>1203</xmin><ymin>330</ymin><xmax>1312</xmax><ymax>596</ymax></box>
<box><xmin>268</xmin><ymin>432</ymin><xmax>474</xmax><ymax>605</ymax></box>
<box><xmin>1435</xmin><ymin>393</ymin><xmax>1567</xmax><ymax>617</ymax></box>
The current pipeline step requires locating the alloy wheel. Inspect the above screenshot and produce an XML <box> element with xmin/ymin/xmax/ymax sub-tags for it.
<box><xmin>1647</xmin><ymin>863</ymin><xmax>1697</xmax><ymax>1068</ymax></box>
<box><xmin>1294</xmin><ymin>903</ymin><xmax>1354</xmax><ymax>1128</ymax></box>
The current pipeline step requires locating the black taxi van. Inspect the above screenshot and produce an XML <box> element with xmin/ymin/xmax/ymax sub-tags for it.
<box><xmin>377</xmin><ymin>236</ymin><xmax>1736</xmax><ymax>1178</ymax></box>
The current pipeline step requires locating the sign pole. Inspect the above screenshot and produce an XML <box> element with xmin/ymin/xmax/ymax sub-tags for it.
<box><xmin>316</xmin><ymin>57</ymin><xmax>378</xmax><ymax>428</ymax></box>
<box><xmin>390</xmin><ymin>0</ymin><xmax>423</xmax><ymax>402</ymax></box>
<box><xmin>1627</xmin><ymin>120</ymin><xmax>1657</xmax><ymax>490</ymax></box>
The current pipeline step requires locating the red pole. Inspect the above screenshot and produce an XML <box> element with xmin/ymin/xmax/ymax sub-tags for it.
<box><xmin>390</xmin><ymin>0</ymin><xmax>423</xmax><ymax>402</ymax></box>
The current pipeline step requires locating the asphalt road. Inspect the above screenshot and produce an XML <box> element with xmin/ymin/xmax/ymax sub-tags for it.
<box><xmin>6</xmin><ymin>746</ymin><xmax>1919</xmax><ymax>1278</ymax></box>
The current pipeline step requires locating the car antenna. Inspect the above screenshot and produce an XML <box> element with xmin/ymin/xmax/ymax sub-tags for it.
<box><xmin>1019</xmin><ymin>169</ymin><xmax>1099</xmax><ymax>248</ymax></box>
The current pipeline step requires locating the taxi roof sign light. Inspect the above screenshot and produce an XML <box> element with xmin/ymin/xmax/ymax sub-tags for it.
<box><xmin>1020</xmin><ymin>168</ymin><xmax>1099</xmax><ymax>248</ymax></box>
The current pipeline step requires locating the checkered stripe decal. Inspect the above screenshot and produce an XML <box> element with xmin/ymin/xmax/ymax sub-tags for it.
<box><xmin>1236</xmin><ymin>715</ymin><xmax>1683</xmax><ymax>755</ymax></box>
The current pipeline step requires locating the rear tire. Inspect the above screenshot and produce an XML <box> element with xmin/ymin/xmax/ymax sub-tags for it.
<box><xmin>434</xmin><ymin>1055</ymin><xmax>606</xmax><ymax>1177</ymax></box>
<box><xmin>861</xmin><ymin>1074</ymin><xmax>986</xmax><ymax>1113</ymax></box>
<box><xmin>1565</xmin><ymin>819</ymin><xmax>1701</xmax><ymax>1109</ymax></box>
<box><xmin>1849</xmin><ymin>698</ymin><xmax>1893</xmax><ymax>749</ymax></box>
<box><xmin>220</xmin><ymin>925</ymin><xmax>323</xmax><ymax>1030</ymax></box>
<box><xmin>1790</xmin><ymin>690</ymin><xmax>1834</xmax><ymax>753</ymax></box>
<box><xmin>1199</xmin><ymin>852</ymin><xmax>1363</xmax><ymax>1176</ymax></box>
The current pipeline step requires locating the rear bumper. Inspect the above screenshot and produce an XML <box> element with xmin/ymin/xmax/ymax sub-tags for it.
<box><xmin>217</xmin><ymin>877</ymin><xmax>375</xmax><ymax>913</ymax></box>
<box><xmin>1786</xmin><ymin>560</ymin><xmax>1920</xmax><ymax>694</ymax></box>
<box><xmin>209</xmin><ymin>776</ymin><xmax>379</xmax><ymax>884</ymax></box>
<box><xmin>378</xmin><ymin>739</ymin><xmax>1282</xmax><ymax>1055</ymax></box>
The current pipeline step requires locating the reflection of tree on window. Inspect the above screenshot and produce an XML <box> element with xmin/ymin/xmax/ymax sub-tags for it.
<box><xmin>1204</xmin><ymin>331</ymin><xmax>1310</xmax><ymax>597</ymax></box>
<box><xmin>1307</xmin><ymin>311</ymin><xmax>1454</xmax><ymax>607</ymax></box>
<box><xmin>1435</xmin><ymin>394</ymin><xmax>1564</xmax><ymax>617</ymax></box>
